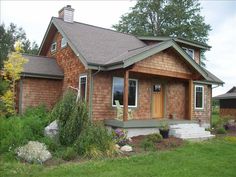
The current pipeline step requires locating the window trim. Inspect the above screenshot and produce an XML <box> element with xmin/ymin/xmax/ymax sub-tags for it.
<box><xmin>112</xmin><ymin>77</ymin><xmax>138</xmax><ymax>108</ymax></box>
<box><xmin>194</xmin><ymin>85</ymin><xmax>204</xmax><ymax>110</ymax></box>
<box><xmin>182</xmin><ymin>47</ymin><xmax>195</xmax><ymax>59</ymax></box>
<box><xmin>79</xmin><ymin>75</ymin><xmax>87</xmax><ymax>100</ymax></box>
<box><xmin>51</xmin><ymin>42</ymin><xmax>57</xmax><ymax>53</ymax></box>
<box><xmin>61</xmin><ymin>37</ymin><xmax>67</xmax><ymax>48</ymax></box>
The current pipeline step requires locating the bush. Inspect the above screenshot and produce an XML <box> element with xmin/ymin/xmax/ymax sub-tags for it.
<box><xmin>112</xmin><ymin>128</ymin><xmax>129</xmax><ymax>146</ymax></box>
<box><xmin>0</xmin><ymin>106</ymin><xmax>49</xmax><ymax>153</ymax></box>
<box><xmin>60</xmin><ymin>147</ymin><xmax>77</xmax><ymax>161</ymax></box>
<box><xmin>146</xmin><ymin>133</ymin><xmax>163</xmax><ymax>143</ymax></box>
<box><xmin>74</xmin><ymin>123</ymin><xmax>116</xmax><ymax>158</ymax></box>
<box><xmin>216</xmin><ymin>127</ymin><xmax>226</xmax><ymax>134</ymax></box>
<box><xmin>50</xmin><ymin>90</ymin><xmax>89</xmax><ymax>146</ymax></box>
<box><xmin>141</xmin><ymin>139</ymin><xmax>156</xmax><ymax>151</ymax></box>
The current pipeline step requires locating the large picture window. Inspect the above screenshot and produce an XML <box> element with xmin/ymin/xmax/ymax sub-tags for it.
<box><xmin>195</xmin><ymin>85</ymin><xmax>204</xmax><ymax>109</ymax></box>
<box><xmin>112</xmin><ymin>77</ymin><xmax>138</xmax><ymax>107</ymax></box>
<box><xmin>79</xmin><ymin>75</ymin><xmax>87</xmax><ymax>100</ymax></box>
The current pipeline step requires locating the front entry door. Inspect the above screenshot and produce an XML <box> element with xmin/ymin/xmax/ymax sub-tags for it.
<box><xmin>152</xmin><ymin>84</ymin><xmax>164</xmax><ymax>119</ymax></box>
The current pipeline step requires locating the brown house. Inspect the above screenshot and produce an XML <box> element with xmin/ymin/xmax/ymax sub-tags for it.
<box><xmin>18</xmin><ymin>6</ymin><xmax>223</xmax><ymax>130</ymax></box>
<box><xmin>214</xmin><ymin>87</ymin><xmax>236</xmax><ymax>118</ymax></box>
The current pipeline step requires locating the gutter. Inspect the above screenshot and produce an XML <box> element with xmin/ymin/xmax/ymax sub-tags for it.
<box><xmin>21</xmin><ymin>72</ymin><xmax>64</xmax><ymax>80</ymax></box>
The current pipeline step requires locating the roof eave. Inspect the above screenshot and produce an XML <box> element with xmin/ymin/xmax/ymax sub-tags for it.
<box><xmin>21</xmin><ymin>72</ymin><xmax>64</xmax><ymax>80</ymax></box>
<box><xmin>138</xmin><ymin>36</ymin><xmax>211</xmax><ymax>50</ymax></box>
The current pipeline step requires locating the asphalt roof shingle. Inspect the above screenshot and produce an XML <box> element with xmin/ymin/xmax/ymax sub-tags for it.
<box><xmin>22</xmin><ymin>54</ymin><xmax>63</xmax><ymax>79</ymax></box>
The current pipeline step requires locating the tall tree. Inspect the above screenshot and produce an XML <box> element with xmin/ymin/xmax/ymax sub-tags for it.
<box><xmin>113</xmin><ymin>0</ymin><xmax>211</xmax><ymax>43</ymax></box>
<box><xmin>0</xmin><ymin>23</ymin><xmax>39</xmax><ymax>69</ymax></box>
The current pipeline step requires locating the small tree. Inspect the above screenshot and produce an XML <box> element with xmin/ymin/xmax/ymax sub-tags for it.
<box><xmin>1</xmin><ymin>42</ymin><xmax>28</xmax><ymax>115</ymax></box>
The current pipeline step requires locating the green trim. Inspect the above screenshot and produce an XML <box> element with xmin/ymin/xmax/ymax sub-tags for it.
<box><xmin>21</xmin><ymin>73</ymin><xmax>63</xmax><ymax>80</ymax></box>
<box><xmin>19</xmin><ymin>79</ymin><xmax>23</xmax><ymax>114</ymax></box>
<box><xmin>104</xmin><ymin>119</ymin><xmax>198</xmax><ymax>128</ymax></box>
<box><xmin>138</xmin><ymin>36</ymin><xmax>211</xmax><ymax>50</ymax></box>
<box><xmin>123</xmin><ymin>41</ymin><xmax>173</xmax><ymax>68</ymax></box>
<box><xmin>193</xmin><ymin>80</ymin><xmax>224</xmax><ymax>86</ymax></box>
<box><xmin>88</xmin><ymin>70</ymin><xmax>93</xmax><ymax>120</ymax></box>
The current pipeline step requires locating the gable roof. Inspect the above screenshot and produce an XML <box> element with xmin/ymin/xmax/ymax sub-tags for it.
<box><xmin>38</xmin><ymin>17</ymin><xmax>223</xmax><ymax>85</ymax></box>
<box><xmin>214</xmin><ymin>87</ymin><xmax>236</xmax><ymax>100</ymax></box>
<box><xmin>22</xmin><ymin>54</ymin><xmax>64</xmax><ymax>79</ymax></box>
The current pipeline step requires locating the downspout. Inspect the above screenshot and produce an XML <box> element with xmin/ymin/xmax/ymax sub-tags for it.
<box><xmin>89</xmin><ymin>66</ymin><xmax>101</xmax><ymax>120</ymax></box>
<box><xmin>210</xmin><ymin>84</ymin><xmax>221</xmax><ymax>128</ymax></box>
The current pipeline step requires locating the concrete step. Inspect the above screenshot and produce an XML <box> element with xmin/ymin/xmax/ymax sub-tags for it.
<box><xmin>170</xmin><ymin>123</ymin><xmax>215</xmax><ymax>141</ymax></box>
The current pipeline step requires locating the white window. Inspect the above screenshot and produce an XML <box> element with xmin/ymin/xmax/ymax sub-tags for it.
<box><xmin>51</xmin><ymin>42</ymin><xmax>57</xmax><ymax>52</ymax></box>
<box><xmin>61</xmin><ymin>37</ymin><xmax>67</xmax><ymax>48</ymax></box>
<box><xmin>182</xmin><ymin>47</ymin><xmax>194</xmax><ymax>59</ymax></box>
<box><xmin>195</xmin><ymin>85</ymin><xmax>204</xmax><ymax>109</ymax></box>
<box><xmin>112</xmin><ymin>77</ymin><xmax>138</xmax><ymax>107</ymax></box>
<box><xmin>79</xmin><ymin>75</ymin><xmax>87</xmax><ymax>100</ymax></box>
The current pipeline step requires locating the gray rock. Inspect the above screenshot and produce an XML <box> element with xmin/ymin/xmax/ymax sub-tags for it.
<box><xmin>120</xmin><ymin>145</ymin><xmax>133</xmax><ymax>152</ymax></box>
<box><xmin>44</xmin><ymin>120</ymin><xmax>58</xmax><ymax>138</ymax></box>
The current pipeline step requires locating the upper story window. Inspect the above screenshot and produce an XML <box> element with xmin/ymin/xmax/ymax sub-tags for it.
<box><xmin>61</xmin><ymin>37</ymin><xmax>67</xmax><ymax>48</ymax></box>
<box><xmin>182</xmin><ymin>47</ymin><xmax>194</xmax><ymax>59</ymax></box>
<box><xmin>51</xmin><ymin>42</ymin><xmax>57</xmax><ymax>53</ymax></box>
<box><xmin>195</xmin><ymin>85</ymin><xmax>204</xmax><ymax>109</ymax></box>
<box><xmin>112</xmin><ymin>77</ymin><xmax>138</xmax><ymax>107</ymax></box>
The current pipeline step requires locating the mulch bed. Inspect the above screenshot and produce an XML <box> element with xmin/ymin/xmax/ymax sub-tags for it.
<box><xmin>131</xmin><ymin>135</ymin><xmax>184</xmax><ymax>153</ymax></box>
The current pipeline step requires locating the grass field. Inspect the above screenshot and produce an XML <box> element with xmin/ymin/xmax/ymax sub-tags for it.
<box><xmin>1</xmin><ymin>137</ymin><xmax>236</xmax><ymax>177</ymax></box>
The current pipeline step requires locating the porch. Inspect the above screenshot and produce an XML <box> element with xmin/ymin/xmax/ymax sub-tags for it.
<box><xmin>104</xmin><ymin>118</ymin><xmax>198</xmax><ymax>128</ymax></box>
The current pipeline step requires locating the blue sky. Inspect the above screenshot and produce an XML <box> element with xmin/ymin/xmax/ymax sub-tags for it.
<box><xmin>1</xmin><ymin>0</ymin><xmax>235</xmax><ymax>96</ymax></box>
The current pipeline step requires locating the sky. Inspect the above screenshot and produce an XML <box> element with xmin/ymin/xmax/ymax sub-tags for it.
<box><xmin>1</xmin><ymin>0</ymin><xmax>235</xmax><ymax>96</ymax></box>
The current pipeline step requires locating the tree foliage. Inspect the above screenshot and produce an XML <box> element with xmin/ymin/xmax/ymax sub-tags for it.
<box><xmin>113</xmin><ymin>0</ymin><xmax>211</xmax><ymax>43</ymax></box>
<box><xmin>0</xmin><ymin>23</ymin><xmax>39</xmax><ymax>69</ymax></box>
<box><xmin>0</xmin><ymin>42</ymin><xmax>28</xmax><ymax>116</ymax></box>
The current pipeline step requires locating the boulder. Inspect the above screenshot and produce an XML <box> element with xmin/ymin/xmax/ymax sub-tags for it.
<box><xmin>120</xmin><ymin>145</ymin><xmax>133</xmax><ymax>152</ymax></box>
<box><xmin>16</xmin><ymin>141</ymin><xmax>52</xmax><ymax>164</ymax></box>
<box><xmin>44</xmin><ymin>120</ymin><xmax>58</xmax><ymax>139</ymax></box>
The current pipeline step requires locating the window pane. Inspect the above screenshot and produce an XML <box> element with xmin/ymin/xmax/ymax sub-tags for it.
<box><xmin>112</xmin><ymin>77</ymin><xmax>137</xmax><ymax>106</ymax></box>
<box><xmin>113</xmin><ymin>77</ymin><xmax>124</xmax><ymax>105</ymax></box>
<box><xmin>128</xmin><ymin>80</ymin><xmax>136</xmax><ymax>106</ymax></box>
<box><xmin>195</xmin><ymin>86</ymin><xmax>203</xmax><ymax>108</ymax></box>
<box><xmin>80</xmin><ymin>77</ymin><xmax>86</xmax><ymax>100</ymax></box>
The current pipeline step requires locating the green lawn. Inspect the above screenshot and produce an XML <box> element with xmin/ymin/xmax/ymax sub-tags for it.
<box><xmin>1</xmin><ymin>137</ymin><xmax>236</xmax><ymax>177</ymax></box>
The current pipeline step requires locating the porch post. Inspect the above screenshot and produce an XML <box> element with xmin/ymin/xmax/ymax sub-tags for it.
<box><xmin>188</xmin><ymin>79</ymin><xmax>193</xmax><ymax>120</ymax></box>
<box><xmin>123</xmin><ymin>70</ymin><xmax>129</xmax><ymax>121</ymax></box>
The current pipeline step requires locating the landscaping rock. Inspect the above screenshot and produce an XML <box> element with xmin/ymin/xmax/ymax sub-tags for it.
<box><xmin>115</xmin><ymin>144</ymin><xmax>120</xmax><ymax>149</ymax></box>
<box><xmin>16</xmin><ymin>141</ymin><xmax>52</xmax><ymax>164</ymax></box>
<box><xmin>120</xmin><ymin>145</ymin><xmax>133</xmax><ymax>152</ymax></box>
<box><xmin>44</xmin><ymin>120</ymin><xmax>58</xmax><ymax>139</ymax></box>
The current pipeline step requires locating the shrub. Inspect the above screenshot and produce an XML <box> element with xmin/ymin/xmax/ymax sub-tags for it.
<box><xmin>0</xmin><ymin>106</ymin><xmax>49</xmax><ymax>153</ymax></box>
<box><xmin>146</xmin><ymin>133</ymin><xmax>163</xmax><ymax>143</ymax></box>
<box><xmin>216</xmin><ymin>127</ymin><xmax>226</xmax><ymax>134</ymax></box>
<box><xmin>112</xmin><ymin>128</ymin><xmax>129</xmax><ymax>146</ymax></box>
<box><xmin>74</xmin><ymin>123</ymin><xmax>116</xmax><ymax>158</ymax></box>
<box><xmin>140</xmin><ymin>139</ymin><xmax>156</xmax><ymax>151</ymax></box>
<box><xmin>50</xmin><ymin>90</ymin><xmax>89</xmax><ymax>146</ymax></box>
<box><xmin>60</xmin><ymin>147</ymin><xmax>77</xmax><ymax>161</ymax></box>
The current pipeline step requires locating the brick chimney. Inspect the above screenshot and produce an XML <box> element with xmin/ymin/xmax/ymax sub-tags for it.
<box><xmin>58</xmin><ymin>5</ymin><xmax>74</xmax><ymax>23</ymax></box>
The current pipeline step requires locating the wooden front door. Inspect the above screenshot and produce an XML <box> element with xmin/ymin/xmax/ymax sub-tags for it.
<box><xmin>152</xmin><ymin>84</ymin><xmax>164</xmax><ymax>118</ymax></box>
